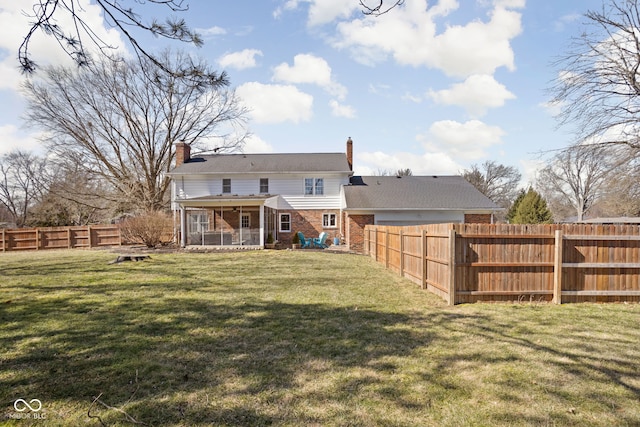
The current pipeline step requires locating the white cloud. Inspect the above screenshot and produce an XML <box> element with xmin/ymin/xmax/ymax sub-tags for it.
<box><xmin>273</xmin><ymin>0</ymin><xmax>301</xmax><ymax>19</ymax></box>
<box><xmin>402</xmin><ymin>92</ymin><xmax>423</xmax><ymax>103</ymax></box>
<box><xmin>329</xmin><ymin>100</ymin><xmax>356</xmax><ymax>118</ymax></box>
<box><xmin>355</xmin><ymin>150</ymin><xmax>462</xmax><ymax>176</ymax></box>
<box><xmin>0</xmin><ymin>0</ymin><xmax>126</xmax><ymax>94</ymax></box>
<box><xmin>428</xmin><ymin>74</ymin><xmax>516</xmax><ymax>116</ymax></box>
<box><xmin>420</xmin><ymin>119</ymin><xmax>505</xmax><ymax>161</ymax></box>
<box><xmin>553</xmin><ymin>13</ymin><xmax>581</xmax><ymax>32</ymax></box>
<box><xmin>273</xmin><ymin>54</ymin><xmax>347</xmax><ymax>99</ymax></box>
<box><xmin>306</xmin><ymin>0</ymin><xmax>360</xmax><ymax>26</ymax></box>
<box><xmin>356</xmin><ymin>118</ymin><xmax>507</xmax><ymax>176</ymax></box>
<box><xmin>218</xmin><ymin>49</ymin><xmax>263</xmax><ymax>70</ymax></box>
<box><xmin>332</xmin><ymin>0</ymin><xmax>523</xmax><ymax>78</ymax></box>
<box><xmin>519</xmin><ymin>158</ymin><xmax>544</xmax><ymax>187</ymax></box>
<box><xmin>243</xmin><ymin>135</ymin><xmax>274</xmax><ymax>153</ymax></box>
<box><xmin>0</xmin><ymin>125</ymin><xmax>45</xmax><ymax>156</ymax></box>
<box><xmin>195</xmin><ymin>26</ymin><xmax>227</xmax><ymax>38</ymax></box>
<box><xmin>494</xmin><ymin>0</ymin><xmax>526</xmax><ymax>8</ymax></box>
<box><xmin>236</xmin><ymin>82</ymin><xmax>313</xmax><ymax>124</ymax></box>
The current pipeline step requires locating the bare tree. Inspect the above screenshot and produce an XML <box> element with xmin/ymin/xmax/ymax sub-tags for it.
<box><xmin>20</xmin><ymin>0</ymin><xmax>404</xmax><ymax>75</ymax></box>
<box><xmin>537</xmin><ymin>145</ymin><xmax>630</xmax><ymax>221</ymax></box>
<box><xmin>550</xmin><ymin>0</ymin><xmax>640</xmax><ymax>150</ymax></box>
<box><xmin>360</xmin><ymin>0</ymin><xmax>404</xmax><ymax>16</ymax></box>
<box><xmin>373</xmin><ymin>168</ymin><xmax>412</xmax><ymax>176</ymax></box>
<box><xmin>462</xmin><ymin>161</ymin><xmax>522</xmax><ymax>209</ymax></box>
<box><xmin>19</xmin><ymin>0</ymin><xmax>207</xmax><ymax>79</ymax></box>
<box><xmin>23</xmin><ymin>49</ymin><xmax>247</xmax><ymax>212</ymax></box>
<box><xmin>29</xmin><ymin>154</ymin><xmax>113</xmax><ymax>226</ymax></box>
<box><xmin>589</xmin><ymin>156</ymin><xmax>640</xmax><ymax>217</ymax></box>
<box><xmin>0</xmin><ymin>150</ymin><xmax>47</xmax><ymax>227</ymax></box>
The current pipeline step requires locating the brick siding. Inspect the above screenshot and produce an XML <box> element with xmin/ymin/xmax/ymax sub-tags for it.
<box><xmin>346</xmin><ymin>214</ymin><xmax>375</xmax><ymax>252</ymax></box>
<box><xmin>278</xmin><ymin>209</ymin><xmax>341</xmax><ymax>246</ymax></box>
<box><xmin>464</xmin><ymin>213</ymin><xmax>492</xmax><ymax>224</ymax></box>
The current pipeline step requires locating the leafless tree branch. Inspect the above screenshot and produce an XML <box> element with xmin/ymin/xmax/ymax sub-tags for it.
<box><xmin>19</xmin><ymin>0</ymin><xmax>212</xmax><ymax>83</ymax></box>
<box><xmin>360</xmin><ymin>0</ymin><xmax>404</xmax><ymax>16</ymax></box>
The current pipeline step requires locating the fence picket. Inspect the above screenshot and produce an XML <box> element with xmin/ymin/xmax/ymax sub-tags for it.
<box><xmin>366</xmin><ymin>223</ymin><xmax>640</xmax><ymax>305</ymax></box>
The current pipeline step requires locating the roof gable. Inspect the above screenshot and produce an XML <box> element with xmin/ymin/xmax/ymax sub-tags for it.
<box><xmin>343</xmin><ymin>175</ymin><xmax>499</xmax><ymax>210</ymax></box>
<box><xmin>170</xmin><ymin>152</ymin><xmax>352</xmax><ymax>175</ymax></box>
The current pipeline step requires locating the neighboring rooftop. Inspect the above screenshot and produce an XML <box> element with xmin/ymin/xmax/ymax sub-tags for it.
<box><xmin>343</xmin><ymin>175</ymin><xmax>500</xmax><ymax>210</ymax></box>
<box><xmin>169</xmin><ymin>152</ymin><xmax>352</xmax><ymax>175</ymax></box>
<box><xmin>578</xmin><ymin>217</ymin><xmax>640</xmax><ymax>224</ymax></box>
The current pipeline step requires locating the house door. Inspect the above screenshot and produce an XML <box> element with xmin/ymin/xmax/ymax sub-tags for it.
<box><xmin>241</xmin><ymin>213</ymin><xmax>251</xmax><ymax>244</ymax></box>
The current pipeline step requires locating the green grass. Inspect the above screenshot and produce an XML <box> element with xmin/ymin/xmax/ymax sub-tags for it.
<box><xmin>1</xmin><ymin>249</ymin><xmax>639</xmax><ymax>426</ymax></box>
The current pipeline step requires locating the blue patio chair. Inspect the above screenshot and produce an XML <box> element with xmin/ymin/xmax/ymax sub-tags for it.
<box><xmin>312</xmin><ymin>232</ymin><xmax>329</xmax><ymax>248</ymax></box>
<box><xmin>297</xmin><ymin>232</ymin><xmax>312</xmax><ymax>248</ymax></box>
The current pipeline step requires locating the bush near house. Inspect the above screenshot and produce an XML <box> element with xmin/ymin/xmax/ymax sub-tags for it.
<box><xmin>119</xmin><ymin>210</ymin><xmax>173</xmax><ymax>248</ymax></box>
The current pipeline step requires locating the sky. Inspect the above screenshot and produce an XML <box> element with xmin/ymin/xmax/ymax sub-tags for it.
<box><xmin>0</xmin><ymin>0</ymin><xmax>607</xmax><ymax>183</ymax></box>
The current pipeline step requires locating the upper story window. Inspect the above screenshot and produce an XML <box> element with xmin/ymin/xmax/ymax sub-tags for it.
<box><xmin>304</xmin><ymin>178</ymin><xmax>324</xmax><ymax>195</ymax></box>
<box><xmin>222</xmin><ymin>178</ymin><xmax>231</xmax><ymax>194</ymax></box>
<box><xmin>260</xmin><ymin>178</ymin><xmax>269</xmax><ymax>194</ymax></box>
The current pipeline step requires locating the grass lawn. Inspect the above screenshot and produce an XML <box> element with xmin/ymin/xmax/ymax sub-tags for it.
<box><xmin>1</xmin><ymin>249</ymin><xmax>639</xmax><ymax>426</ymax></box>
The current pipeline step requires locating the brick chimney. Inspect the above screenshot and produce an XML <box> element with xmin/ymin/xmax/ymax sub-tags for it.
<box><xmin>174</xmin><ymin>140</ymin><xmax>191</xmax><ymax>167</ymax></box>
<box><xmin>346</xmin><ymin>137</ymin><xmax>353</xmax><ymax>171</ymax></box>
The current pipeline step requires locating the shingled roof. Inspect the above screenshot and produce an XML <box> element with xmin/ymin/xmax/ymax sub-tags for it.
<box><xmin>343</xmin><ymin>175</ymin><xmax>499</xmax><ymax>210</ymax></box>
<box><xmin>169</xmin><ymin>153</ymin><xmax>352</xmax><ymax>175</ymax></box>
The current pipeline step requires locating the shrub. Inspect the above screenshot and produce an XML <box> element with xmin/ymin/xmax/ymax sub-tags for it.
<box><xmin>120</xmin><ymin>210</ymin><xmax>173</xmax><ymax>248</ymax></box>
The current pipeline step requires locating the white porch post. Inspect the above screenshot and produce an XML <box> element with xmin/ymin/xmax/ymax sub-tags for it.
<box><xmin>239</xmin><ymin>205</ymin><xmax>243</xmax><ymax>245</ymax></box>
<box><xmin>180</xmin><ymin>206</ymin><xmax>187</xmax><ymax>247</ymax></box>
<box><xmin>259</xmin><ymin>204</ymin><xmax>265</xmax><ymax>247</ymax></box>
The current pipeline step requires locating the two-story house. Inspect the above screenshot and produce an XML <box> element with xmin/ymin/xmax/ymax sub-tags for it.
<box><xmin>169</xmin><ymin>138</ymin><xmax>499</xmax><ymax>251</ymax></box>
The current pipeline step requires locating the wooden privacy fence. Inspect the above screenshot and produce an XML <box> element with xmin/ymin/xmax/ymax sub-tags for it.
<box><xmin>364</xmin><ymin>223</ymin><xmax>640</xmax><ymax>305</ymax></box>
<box><xmin>1</xmin><ymin>225</ymin><xmax>121</xmax><ymax>251</ymax></box>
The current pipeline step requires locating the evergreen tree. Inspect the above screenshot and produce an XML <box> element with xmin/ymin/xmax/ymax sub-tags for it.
<box><xmin>511</xmin><ymin>188</ymin><xmax>553</xmax><ymax>224</ymax></box>
<box><xmin>506</xmin><ymin>189</ymin><xmax>526</xmax><ymax>223</ymax></box>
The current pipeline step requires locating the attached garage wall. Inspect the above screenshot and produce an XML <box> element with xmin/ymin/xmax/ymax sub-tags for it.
<box><xmin>374</xmin><ymin>210</ymin><xmax>464</xmax><ymax>226</ymax></box>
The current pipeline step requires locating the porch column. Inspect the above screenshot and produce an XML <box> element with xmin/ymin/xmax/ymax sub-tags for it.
<box><xmin>180</xmin><ymin>206</ymin><xmax>187</xmax><ymax>247</ymax></box>
<box><xmin>259</xmin><ymin>204</ymin><xmax>265</xmax><ymax>247</ymax></box>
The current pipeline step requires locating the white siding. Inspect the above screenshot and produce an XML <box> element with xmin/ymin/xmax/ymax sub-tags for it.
<box><xmin>173</xmin><ymin>173</ymin><xmax>349</xmax><ymax>203</ymax></box>
<box><xmin>373</xmin><ymin>210</ymin><xmax>465</xmax><ymax>225</ymax></box>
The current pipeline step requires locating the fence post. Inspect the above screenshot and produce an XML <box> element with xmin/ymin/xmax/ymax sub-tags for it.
<box><xmin>1</xmin><ymin>228</ymin><xmax>4</xmax><ymax>252</ymax></box>
<box><xmin>87</xmin><ymin>225</ymin><xmax>93</xmax><ymax>248</ymax></box>
<box><xmin>363</xmin><ymin>228</ymin><xmax>368</xmax><ymax>256</ymax></box>
<box><xmin>373</xmin><ymin>227</ymin><xmax>378</xmax><ymax>261</ymax></box>
<box><xmin>385</xmin><ymin>228</ymin><xmax>390</xmax><ymax>269</ymax></box>
<box><xmin>448</xmin><ymin>228</ymin><xmax>456</xmax><ymax>306</ymax></box>
<box><xmin>67</xmin><ymin>228</ymin><xmax>72</xmax><ymax>249</ymax></box>
<box><xmin>35</xmin><ymin>228</ymin><xmax>40</xmax><ymax>250</ymax></box>
<box><xmin>553</xmin><ymin>229</ymin><xmax>563</xmax><ymax>304</ymax></box>
<box><xmin>421</xmin><ymin>230</ymin><xmax>427</xmax><ymax>290</ymax></box>
<box><xmin>399</xmin><ymin>229</ymin><xmax>404</xmax><ymax>277</ymax></box>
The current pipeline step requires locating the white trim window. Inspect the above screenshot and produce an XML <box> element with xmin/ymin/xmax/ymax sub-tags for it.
<box><xmin>323</xmin><ymin>213</ymin><xmax>337</xmax><ymax>228</ymax></box>
<box><xmin>279</xmin><ymin>213</ymin><xmax>291</xmax><ymax>232</ymax></box>
<box><xmin>222</xmin><ymin>178</ymin><xmax>231</xmax><ymax>194</ymax></box>
<box><xmin>304</xmin><ymin>178</ymin><xmax>324</xmax><ymax>195</ymax></box>
<box><xmin>260</xmin><ymin>178</ymin><xmax>269</xmax><ymax>194</ymax></box>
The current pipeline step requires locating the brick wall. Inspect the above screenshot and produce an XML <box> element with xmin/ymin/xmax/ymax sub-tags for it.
<box><xmin>278</xmin><ymin>209</ymin><xmax>341</xmax><ymax>246</ymax></box>
<box><xmin>346</xmin><ymin>214</ymin><xmax>375</xmax><ymax>252</ymax></box>
<box><xmin>464</xmin><ymin>213</ymin><xmax>492</xmax><ymax>224</ymax></box>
